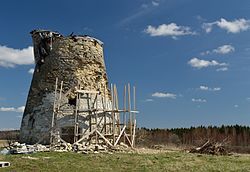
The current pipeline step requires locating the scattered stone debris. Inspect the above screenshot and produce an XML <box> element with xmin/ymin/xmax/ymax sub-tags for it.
<box><xmin>189</xmin><ymin>140</ymin><xmax>229</xmax><ymax>155</ymax></box>
<box><xmin>1</xmin><ymin>141</ymin><xmax>132</xmax><ymax>155</ymax></box>
<box><xmin>1</xmin><ymin>142</ymin><xmax>49</xmax><ymax>154</ymax></box>
<box><xmin>0</xmin><ymin>161</ymin><xmax>10</xmax><ymax>168</ymax></box>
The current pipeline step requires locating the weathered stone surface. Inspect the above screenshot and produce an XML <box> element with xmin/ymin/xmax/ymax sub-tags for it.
<box><xmin>20</xmin><ymin>30</ymin><xmax>111</xmax><ymax>144</ymax></box>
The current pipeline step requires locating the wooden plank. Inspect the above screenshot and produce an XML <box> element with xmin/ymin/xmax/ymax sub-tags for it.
<box><xmin>131</xmin><ymin>119</ymin><xmax>136</xmax><ymax>147</ymax></box>
<box><xmin>114</xmin><ymin>84</ymin><xmax>121</xmax><ymax>132</ymax></box>
<box><xmin>133</xmin><ymin>86</ymin><xmax>136</xmax><ymax>125</ymax></box>
<box><xmin>75</xmin><ymin>90</ymin><xmax>100</xmax><ymax>94</ymax></box>
<box><xmin>103</xmin><ymin>84</ymin><xmax>107</xmax><ymax>134</ymax></box>
<box><xmin>133</xmin><ymin>86</ymin><xmax>136</xmax><ymax>111</ymax></box>
<box><xmin>128</xmin><ymin>83</ymin><xmax>132</xmax><ymax>141</ymax></box>
<box><xmin>74</xmin><ymin>84</ymin><xmax>80</xmax><ymax>143</ymax></box>
<box><xmin>74</xmin><ymin>129</ymin><xmax>96</xmax><ymax>144</ymax></box>
<box><xmin>58</xmin><ymin>81</ymin><xmax>63</xmax><ymax>109</ymax></box>
<box><xmin>124</xmin><ymin>132</ymin><xmax>133</xmax><ymax>147</ymax></box>
<box><xmin>96</xmin><ymin>130</ymin><xmax>113</xmax><ymax>147</ymax></box>
<box><xmin>114</xmin><ymin>126</ymin><xmax>126</xmax><ymax>146</ymax></box>
<box><xmin>50</xmin><ymin>77</ymin><xmax>58</xmax><ymax>144</ymax></box>
<box><xmin>111</xmin><ymin>84</ymin><xmax>116</xmax><ymax>144</ymax></box>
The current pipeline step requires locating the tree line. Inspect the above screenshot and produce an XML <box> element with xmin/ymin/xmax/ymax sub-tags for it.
<box><xmin>136</xmin><ymin>125</ymin><xmax>250</xmax><ymax>153</ymax></box>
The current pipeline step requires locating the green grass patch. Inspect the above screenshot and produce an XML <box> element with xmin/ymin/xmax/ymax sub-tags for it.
<box><xmin>0</xmin><ymin>151</ymin><xmax>250</xmax><ymax>171</ymax></box>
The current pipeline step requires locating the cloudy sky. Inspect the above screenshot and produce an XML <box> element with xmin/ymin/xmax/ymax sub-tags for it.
<box><xmin>1</xmin><ymin>0</ymin><xmax>250</xmax><ymax>129</ymax></box>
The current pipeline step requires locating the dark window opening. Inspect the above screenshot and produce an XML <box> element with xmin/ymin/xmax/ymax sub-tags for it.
<box><xmin>61</xmin><ymin>127</ymin><xmax>81</xmax><ymax>143</ymax></box>
<box><xmin>68</xmin><ymin>97</ymin><xmax>76</xmax><ymax>106</ymax></box>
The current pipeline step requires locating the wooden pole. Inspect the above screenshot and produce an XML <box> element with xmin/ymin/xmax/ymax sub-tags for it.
<box><xmin>132</xmin><ymin>86</ymin><xmax>136</xmax><ymax>148</ymax></box>
<box><xmin>74</xmin><ymin>84</ymin><xmax>80</xmax><ymax>143</ymax></box>
<box><xmin>58</xmin><ymin>81</ymin><xmax>63</xmax><ymax>108</ymax></box>
<box><xmin>128</xmin><ymin>83</ymin><xmax>132</xmax><ymax>142</ymax></box>
<box><xmin>114</xmin><ymin>126</ymin><xmax>126</xmax><ymax>146</ymax></box>
<box><xmin>132</xmin><ymin>119</ymin><xmax>136</xmax><ymax>148</ymax></box>
<box><xmin>50</xmin><ymin>77</ymin><xmax>58</xmax><ymax>144</ymax></box>
<box><xmin>111</xmin><ymin>84</ymin><xmax>116</xmax><ymax>144</ymax></box>
<box><xmin>114</xmin><ymin>84</ymin><xmax>120</xmax><ymax>132</ymax></box>
<box><xmin>87</xmin><ymin>93</ymin><xmax>91</xmax><ymax>133</ymax></box>
<box><xmin>104</xmin><ymin>84</ymin><xmax>107</xmax><ymax>135</ymax></box>
<box><xmin>123</xmin><ymin>85</ymin><xmax>126</xmax><ymax>143</ymax></box>
<box><xmin>96</xmin><ymin>130</ymin><xmax>113</xmax><ymax>147</ymax></box>
<box><xmin>95</xmin><ymin>92</ymin><xmax>98</xmax><ymax>144</ymax></box>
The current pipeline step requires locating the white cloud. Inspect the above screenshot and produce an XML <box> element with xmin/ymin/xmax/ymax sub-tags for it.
<box><xmin>28</xmin><ymin>68</ymin><xmax>34</xmax><ymax>74</ymax></box>
<box><xmin>202</xmin><ymin>22</ymin><xmax>215</xmax><ymax>33</ymax></box>
<box><xmin>199</xmin><ymin>85</ymin><xmax>208</xmax><ymax>90</ymax></box>
<box><xmin>0</xmin><ymin>106</ymin><xmax>25</xmax><ymax>113</ymax></box>
<box><xmin>188</xmin><ymin>58</ymin><xmax>227</xmax><ymax>69</ymax></box>
<box><xmin>201</xmin><ymin>45</ymin><xmax>235</xmax><ymax>55</ymax></box>
<box><xmin>213</xmin><ymin>87</ymin><xmax>221</xmax><ymax>91</ymax></box>
<box><xmin>234</xmin><ymin>104</ymin><xmax>239</xmax><ymax>108</ymax></box>
<box><xmin>200</xmin><ymin>50</ymin><xmax>211</xmax><ymax>56</ymax></box>
<box><xmin>192</xmin><ymin>98</ymin><xmax>207</xmax><ymax>103</ymax></box>
<box><xmin>152</xmin><ymin>92</ymin><xmax>177</xmax><ymax>99</ymax></box>
<box><xmin>0</xmin><ymin>45</ymin><xmax>34</xmax><ymax>67</ymax></box>
<box><xmin>216</xmin><ymin>67</ymin><xmax>228</xmax><ymax>72</ymax></box>
<box><xmin>213</xmin><ymin>45</ymin><xmax>235</xmax><ymax>54</ymax></box>
<box><xmin>145</xmin><ymin>99</ymin><xmax>154</xmax><ymax>102</ymax></box>
<box><xmin>145</xmin><ymin>23</ymin><xmax>196</xmax><ymax>38</ymax></box>
<box><xmin>152</xmin><ymin>1</ymin><xmax>159</xmax><ymax>6</ymax></box>
<box><xmin>203</xmin><ymin>18</ymin><xmax>250</xmax><ymax>33</ymax></box>
<box><xmin>199</xmin><ymin>85</ymin><xmax>221</xmax><ymax>91</ymax></box>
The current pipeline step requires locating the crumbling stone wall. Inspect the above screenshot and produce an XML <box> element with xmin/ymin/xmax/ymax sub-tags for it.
<box><xmin>20</xmin><ymin>30</ymin><xmax>111</xmax><ymax>144</ymax></box>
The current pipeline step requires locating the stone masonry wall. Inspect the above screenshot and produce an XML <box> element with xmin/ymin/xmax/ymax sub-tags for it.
<box><xmin>20</xmin><ymin>30</ymin><xmax>111</xmax><ymax>144</ymax></box>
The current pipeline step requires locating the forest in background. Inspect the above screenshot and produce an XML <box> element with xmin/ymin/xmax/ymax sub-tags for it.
<box><xmin>136</xmin><ymin>125</ymin><xmax>250</xmax><ymax>153</ymax></box>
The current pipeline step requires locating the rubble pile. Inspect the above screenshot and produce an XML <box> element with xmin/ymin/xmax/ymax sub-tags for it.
<box><xmin>189</xmin><ymin>140</ymin><xmax>228</xmax><ymax>155</ymax></box>
<box><xmin>0</xmin><ymin>142</ymin><xmax>132</xmax><ymax>155</ymax></box>
<box><xmin>2</xmin><ymin>142</ymin><xmax>50</xmax><ymax>154</ymax></box>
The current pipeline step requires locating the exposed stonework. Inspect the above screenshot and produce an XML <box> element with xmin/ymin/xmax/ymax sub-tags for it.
<box><xmin>20</xmin><ymin>30</ymin><xmax>111</xmax><ymax>144</ymax></box>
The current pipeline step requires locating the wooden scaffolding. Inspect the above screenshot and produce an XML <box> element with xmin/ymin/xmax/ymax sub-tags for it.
<box><xmin>50</xmin><ymin>78</ymin><xmax>138</xmax><ymax>148</ymax></box>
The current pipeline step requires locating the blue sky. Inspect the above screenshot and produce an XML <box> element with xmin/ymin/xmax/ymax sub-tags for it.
<box><xmin>1</xmin><ymin>0</ymin><xmax>250</xmax><ymax>129</ymax></box>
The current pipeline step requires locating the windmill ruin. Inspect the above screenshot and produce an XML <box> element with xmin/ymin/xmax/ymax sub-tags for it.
<box><xmin>20</xmin><ymin>30</ymin><xmax>138</xmax><ymax>149</ymax></box>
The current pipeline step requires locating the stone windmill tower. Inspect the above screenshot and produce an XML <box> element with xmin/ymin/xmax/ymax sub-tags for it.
<box><xmin>20</xmin><ymin>30</ymin><xmax>112</xmax><ymax>144</ymax></box>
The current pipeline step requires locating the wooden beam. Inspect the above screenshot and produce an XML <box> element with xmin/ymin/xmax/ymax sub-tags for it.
<box><xmin>114</xmin><ymin>84</ymin><xmax>121</xmax><ymax>132</ymax></box>
<box><xmin>114</xmin><ymin>126</ymin><xmax>126</xmax><ymax>146</ymax></box>
<box><xmin>74</xmin><ymin>129</ymin><xmax>96</xmax><ymax>144</ymax></box>
<box><xmin>75</xmin><ymin>90</ymin><xmax>100</xmax><ymax>94</ymax></box>
<box><xmin>128</xmin><ymin>83</ymin><xmax>132</xmax><ymax>141</ymax></box>
<box><xmin>131</xmin><ymin>119</ymin><xmax>136</xmax><ymax>147</ymax></box>
<box><xmin>50</xmin><ymin>77</ymin><xmax>58</xmax><ymax>144</ymax></box>
<box><xmin>124</xmin><ymin>132</ymin><xmax>133</xmax><ymax>147</ymax></box>
<box><xmin>96</xmin><ymin>130</ymin><xmax>113</xmax><ymax>147</ymax></box>
<box><xmin>74</xmin><ymin>84</ymin><xmax>80</xmax><ymax>143</ymax></box>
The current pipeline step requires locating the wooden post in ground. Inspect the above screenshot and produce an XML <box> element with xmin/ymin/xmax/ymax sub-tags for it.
<box><xmin>74</xmin><ymin>84</ymin><xmax>80</xmax><ymax>143</ymax></box>
<box><xmin>132</xmin><ymin>119</ymin><xmax>136</xmax><ymax>148</ymax></box>
<box><xmin>50</xmin><ymin>77</ymin><xmax>58</xmax><ymax>144</ymax></box>
<box><xmin>104</xmin><ymin>84</ymin><xmax>107</xmax><ymax>135</ymax></box>
<box><xmin>128</xmin><ymin>83</ymin><xmax>132</xmax><ymax>143</ymax></box>
<box><xmin>114</xmin><ymin>84</ymin><xmax>120</xmax><ymax>132</ymax></box>
<box><xmin>111</xmin><ymin>84</ymin><xmax>116</xmax><ymax>145</ymax></box>
<box><xmin>87</xmin><ymin>93</ymin><xmax>91</xmax><ymax>136</ymax></box>
<box><xmin>132</xmin><ymin>86</ymin><xmax>136</xmax><ymax>147</ymax></box>
<box><xmin>123</xmin><ymin>85</ymin><xmax>126</xmax><ymax>143</ymax></box>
